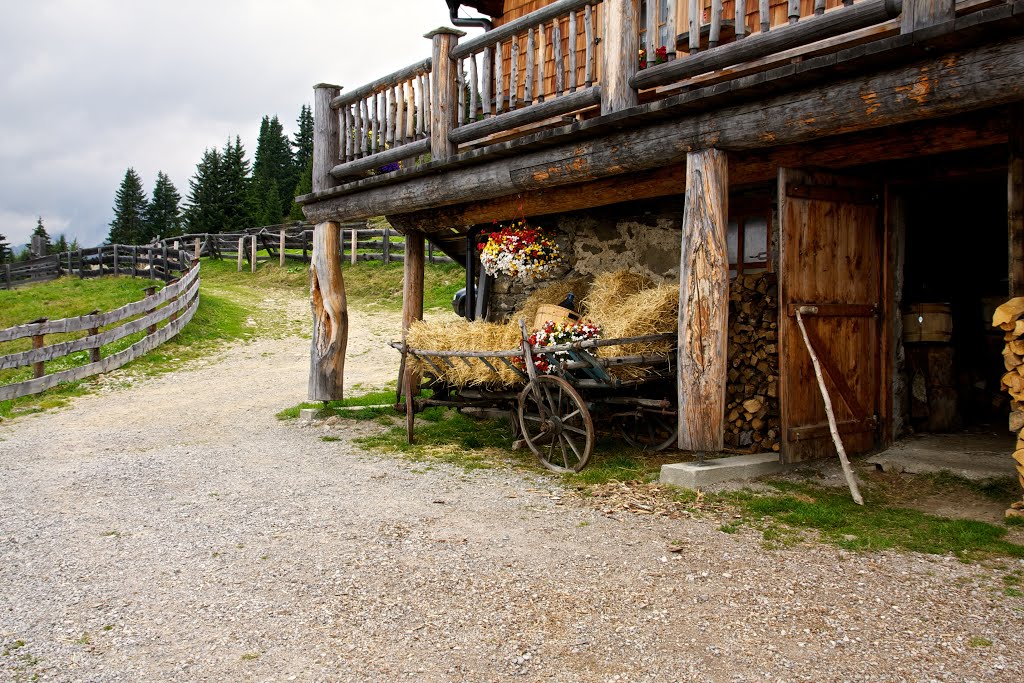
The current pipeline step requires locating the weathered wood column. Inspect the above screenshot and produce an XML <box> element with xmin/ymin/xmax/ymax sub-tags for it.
<box><xmin>309</xmin><ymin>221</ymin><xmax>348</xmax><ymax>400</ymax></box>
<box><xmin>601</xmin><ymin>0</ymin><xmax>639</xmax><ymax>114</ymax></box>
<box><xmin>402</xmin><ymin>229</ymin><xmax>426</xmax><ymax>383</ymax></box>
<box><xmin>677</xmin><ymin>148</ymin><xmax>729</xmax><ymax>452</ymax></box>
<box><xmin>1011</xmin><ymin>106</ymin><xmax>1024</xmax><ymax>296</ymax></box>
<box><xmin>901</xmin><ymin>0</ymin><xmax>955</xmax><ymax>35</ymax></box>
<box><xmin>313</xmin><ymin>84</ymin><xmax>342</xmax><ymax>194</ymax></box>
<box><xmin>426</xmin><ymin>27</ymin><xmax>465</xmax><ymax>162</ymax></box>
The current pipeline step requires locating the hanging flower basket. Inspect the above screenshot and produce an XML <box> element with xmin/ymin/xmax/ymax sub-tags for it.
<box><xmin>478</xmin><ymin>221</ymin><xmax>566</xmax><ymax>282</ymax></box>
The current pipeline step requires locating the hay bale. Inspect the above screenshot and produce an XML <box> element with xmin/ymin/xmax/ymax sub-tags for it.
<box><xmin>588</xmin><ymin>281</ymin><xmax>679</xmax><ymax>380</ymax></box>
<box><xmin>406</xmin><ymin>319</ymin><xmax>522</xmax><ymax>386</ymax></box>
<box><xmin>582</xmin><ymin>271</ymin><xmax>653</xmax><ymax>319</ymax></box>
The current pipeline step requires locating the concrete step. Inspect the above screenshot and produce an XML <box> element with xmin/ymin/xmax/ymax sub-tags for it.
<box><xmin>660</xmin><ymin>453</ymin><xmax>785</xmax><ymax>489</ymax></box>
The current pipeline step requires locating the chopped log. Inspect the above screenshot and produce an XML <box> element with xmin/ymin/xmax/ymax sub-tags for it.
<box><xmin>993</xmin><ymin>297</ymin><xmax>1024</xmax><ymax>328</ymax></box>
<box><xmin>1012</xmin><ymin>105</ymin><xmax>1024</xmax><ymax>296</ymax></box>
<box><xmin>308</xmin><ymin>221</ymin><xmax>347</xmax><ymax>401</ymax></box>
<box><xmin>678</xmin><ymin>149</ymin><xmax>729</xmax><ymax>453</ymax></box>
<box><xmin>1011</xmin><ymin>410</ymin><xmax>1024</xmax><ymax>433</ymax></box>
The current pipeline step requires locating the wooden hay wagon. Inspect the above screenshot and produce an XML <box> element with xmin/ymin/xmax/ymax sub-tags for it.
<box><xmin>397</xmin><ymin>323</ymin><xmax>678</xmax><ymax>472</ymax></box>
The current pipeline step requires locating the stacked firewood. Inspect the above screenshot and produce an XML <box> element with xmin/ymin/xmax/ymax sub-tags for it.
<box><xmin>993</xmin><ymin>297</ymin><xmax>1024</xmax><ymax>518</ymax></box>
<box><xmin>725</xmin><ymin>272</ymin><xmax>781</xmax><ymax>453</ymax></box>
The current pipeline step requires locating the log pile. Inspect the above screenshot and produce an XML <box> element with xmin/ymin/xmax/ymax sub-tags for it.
<box><xmin>724</xmin><ymin>272</ymin><xmax>781</xmax><ymax>453</ymax></box>
<box><xmin>992</xmin><ymin>297</ymin><xmax>1024</xmax><ymax>518</ymax></box>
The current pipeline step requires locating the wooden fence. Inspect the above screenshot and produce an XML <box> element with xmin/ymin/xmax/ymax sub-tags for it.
<box><xmin>0</xmin><ymin>252</ymin><xmax>200</xmax><ymax>402</ymax></box>
<box><xmin>2</xmin><ymin>254</ymin><xmax>62</xmax><ymax>290</ymax></box>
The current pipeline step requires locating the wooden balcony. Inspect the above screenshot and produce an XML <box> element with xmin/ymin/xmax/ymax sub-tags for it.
<box><xmin>299</xmin><ymin>0</ymin><xmax>1023</xmax><ymax>234</ymax></box>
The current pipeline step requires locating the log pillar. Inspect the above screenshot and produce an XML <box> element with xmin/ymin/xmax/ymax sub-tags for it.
<box><xmin>1011</xmin><ymin>105</ymin><xmax>1024</xmax><ymax>296</ymax></box>
<box><xmin>403</xmin><ymin>230</ymin><xmax>426</xmax><ymax>397</ymax></box>
<box><xmin>313</xmin><ymin>84</ymin><xmax>342</xmax><ymax>194</ymax></box>
<box><xmin>602</xmin><ymin>0</ymin><xmax>639</xmax><ymax>114</ymax></box>
<box><xmin>677</xmin><ymin>148</ymin><xmax>729</xmax><ymax>453</ymax></box>
<box><xmin>426</xmin><ymin>27</ymin><xmax>465</xmax><ymax>163</ymax></box>
<box><xmin>308</xmin><ymin>221</ymin><xmax>348</xmax><ymax>401</ymax></box>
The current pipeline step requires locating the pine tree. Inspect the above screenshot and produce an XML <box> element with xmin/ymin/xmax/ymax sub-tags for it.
<box><xmin>288</xmin><ymin>157</ymin><xmax>313</xmax><ymax>220</ymax></box>
<box><xmin>252</xmin><ymin>115</ymin><xmax>295</xmax><ymax>224</ymax></box>
<box><xmin>32</xmin><ymin>216</ymin><xmax>52</xmax><ymax>255</ymax></box>
<box><xmin>145</xmin><ymin>171</ymin><xmax>183</xmax><ymax>240</ymax></box>
<box><xmin>220</xmin><ymin>137</ymin><xmax>252</xmax><ymax>232</ymax></box>
<box><xmin>292</xmin><ymin>105</ymin><xmax>314</xmax><ymax>179</ymax></box>
<box><xmin>108</xmin><ymin>168</ymin><xmax>148</xmax><ymax>244</ymax></box>
<box><xmin>0</xmin><ymin>232</ymin><xmax>10</xmax><ymax>265</ymax></box>
<box><xmin>184</xmin><ymin>148</ymin><xmax>225</xmax><ymax>233</ymax></box>
<box><xmin>53</xmin><ymin>234</ymin><xmax>69</xmax><ymax>255</ymax></box>
<box><xmin>249</xmin><ymin>175</ymin><xmax>282</xmax><ymax>227</ymax></box>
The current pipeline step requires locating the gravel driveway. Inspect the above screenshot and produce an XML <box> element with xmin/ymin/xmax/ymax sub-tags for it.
<box><xmin>1</xmin><ymin>310</ymin><xmax>1022</xmax><ymax>682</ymax></box>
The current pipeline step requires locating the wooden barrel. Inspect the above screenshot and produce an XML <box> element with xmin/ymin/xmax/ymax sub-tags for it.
<box><xmin>903</xmin><ymin>303</ymin><xmax>952</xmax><ymax>343</ymax></box>
<box><xmin>534</xmin><ymin>304</ymin><xmax>579</xmax><ymax>329</ymax></box>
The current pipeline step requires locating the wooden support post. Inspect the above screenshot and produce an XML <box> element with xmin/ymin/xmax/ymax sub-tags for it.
<box><xmin>88</xmin><ymin>318</ymin><xmax>101</xmax><ymax>363</ymax></box>
<box><xmin>251</xmin><ymin>234</ymin><xmax>257</xmax><ymax>273</ymax></box>
<box><xmin>4</xmin><ymin>263</ymin><xmax>11</xmax><ymax>289</ymax></box>
<box><xmin>426</xmin><ymin>27</ymin><xmax>465</xmax><ymax>163</ymax></box>
<box><xmin>602</xmin><ymin>0</ymin><xmax>638</xmax><ymax>114</ymax></box>
<box><xmin>145</xmin><ymin>287</ymin><xmax>158</xmax><ymax>335</ymax></box>
<box><xmin>237</xmin><ymin>237</ymin><xmax>245</xmax><ymax>271</ymax></box>
<box><xmin>131</xmin><ymin>246</ymin><xmax>138</xmax><ymax>277</ymax></box>
<box><xmin>1012</xmin><ymin>105</ymin><xmax>1024</xmax><ymax>296</ymax></box>
<box><xmin>280</xmin><ymin>230</ymin><xmax>286</xmax><ymax>267</ymax></box>
<box><xmin>148</xmin><ymin>247</ymin><xmax>155</xmax><ymax>279</ymax></box>
<box><xmin>351</xmin><ymin>228</ymin><xmax>358</xmax><ymax>265</ymax></box>
<box><xmin>313</xmin><ymin>84</ymin><xmax>342</xmax><ymax>194</ymax></box>
<box><xmin>403</xmin><ymin>230</ymin><xmax>426</xmax><ymax>397</ymax></box>
<box><xmin>194</xmin><ymin>238</ymin><xmax>201</xmax><ymax>261</ymax></box>
<box><xmin>32</xmin><ymin>332</ymin><xmax>45</xmax><ymax>379</ymax></box>
<box><xmin>677</xmin><ymin>149</ymin><xmax>729</xmax><ymax>453</ymax></box>
<box><xmin>113</xmin><ymin>244</ymin><xmax>120</xmax><ymax>277</ymax></box>
<box><xmin>309</xmin><ymin>221</ymin><xmax>348</xmax><ymax>401</ymax></box>
<box><xmin>383</xmin><ymin>226</ymin><xmax>391</xmax><ymax>264</ymax></box>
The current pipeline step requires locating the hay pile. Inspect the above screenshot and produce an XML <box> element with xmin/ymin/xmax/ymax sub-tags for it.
<box><xmin>406</xmin><ymin>270</ymin><xmax>678</xmax><ymax>387</ymax></box>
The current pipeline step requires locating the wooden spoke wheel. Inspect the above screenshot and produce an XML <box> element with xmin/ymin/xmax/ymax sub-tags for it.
<box><xmin>518</xmin><ymin>376</ymin><xmax>594</xmax><ymax>473</ymax></box>
<box><xmin>615</xmin><ymin>411</ymin><xmax>678</xmax><ymax>452</ymax></box>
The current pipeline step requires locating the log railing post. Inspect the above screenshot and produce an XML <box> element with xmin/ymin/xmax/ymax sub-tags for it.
<box><xmin>309</xmin><ymin>221</ymin><xmax>348</xmax><ymax>401</ymax></box>
<box><xmin>251</xmin><ymin>234</ymin><xmax>257</xmax><ymax>273</ymax></box>
<box><xmin>602</xmin><ymin>0</ymin><xmax>639</xmax><ymax>114</ymax></box>
<box><xmin>677</xmin><ymin>148</ymin><xmax>729</xmax><ymax>453</ymax></box>
<box><xmin>313</xmin><ymin>84</ymin><xmax>342</xmax><ymax>194</ymax></box>
<box><xmin>280</xmin><ymin>229</ymin><xmax>287</xmax><ymax>267</ymax></box>
<box><xmin>426</xmin><ymin>27</ymin><xmax>465</xmax><ymax>163</ymax></box>
<box><xmin>901</xmin><ymin>0</ymin><xmax>955</xmax><ymax>35</ymax></box>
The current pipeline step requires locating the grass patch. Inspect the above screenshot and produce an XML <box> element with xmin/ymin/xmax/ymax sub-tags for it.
<box><xmin>333</xmin><ymin>260</ymin><xmax>463</xmax><ymax>312</ymax></box>
<box><xmin>562</xmin><ymin>451</ymin><xmax>656</xmax><ymax>486</ymax></box>
<box><xmin>967</xmin><ymin>636</ymin><xmax>992</xmax><ymax>648</ymax></box>
<box><xmin>718</xmin><ymin>480</ymin><xmax>1024</xmax><ymax>559</ymax></box>
<box><xmin>276</xmin><ymin>389</ymin><xmax>401</xmax><ymax>421</ymax></box>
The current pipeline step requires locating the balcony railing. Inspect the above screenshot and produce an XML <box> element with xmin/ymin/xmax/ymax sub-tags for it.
<box><xmin>309</xmin><ymin>0</ymin><xmax>972</xmax><ymax>196</ymax></box>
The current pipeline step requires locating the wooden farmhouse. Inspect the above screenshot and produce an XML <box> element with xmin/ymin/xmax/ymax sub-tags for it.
<box><xmin>298</xmin><ymin>0</ymin><xmax>1024</xmax><ymax>467</ymax></box>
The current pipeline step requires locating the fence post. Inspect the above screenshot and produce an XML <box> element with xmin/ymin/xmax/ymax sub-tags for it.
<box><xmin>87</xmin><ymin>309</ymin><xmax>101</xmax><ymax>363</ymax></box>
<box><xmin>161</xmin><ymin>243</ymin><xmax>168</xmax><ymax>280</ymax></box>
<box><xmin>113</xmin><ymin>244</ymin><xmax>120</xmax><ymax>277</ymax></box>
<box><xmin>251</xmin><ymin>234</ymin><xmax>257</xmax><ymax>273</ymax></box>
<box><xmin>29</xmin><ymin>317</ymin><xmax>48</xmax><ymax>379</ymax></box>
<box><xmin>131</xmin><ymin>246</ymin><xmax>138</xmax><ymax>277</ymax></box>
<box><xmin>194</xmin><ymin>238</ymin><xmax>201</xmax><ymax>261</ymax></box>
<box><xmin>237</xmin><ymin>237</ymin><xmax>245</xmax><ymax>271</ymax></box>
<box><xmin>383</xmin><ymin>226</ymin><xmax>391</xmax><ymax>264</ymax></box>
<box><xmin>4</xmin><ymin>263</ymin><xmax>11</xmax><ymax>289</ymax></box>
<box><xmin>351</xmin><ymin>228</ymin><xmax>358</xmax><ymax>265</ymax></box>
<box><xmin>145</xmin><ymin>286</ymin><xmax>157</xmax><ymax>335</ymax></box>
<box><xmin>302</xmin><ymin>230</ymin><xmax>309</xmax><ymax>262</ymax></box>
<box><xmin>280</xmin><ymin>229</ymin><xmax>286</xmax><ymax>267</ymax></box>
<box><xmin>428</xmin><ymin>240</ymin><xmax>434</xmax><ymax>264</ymax></box>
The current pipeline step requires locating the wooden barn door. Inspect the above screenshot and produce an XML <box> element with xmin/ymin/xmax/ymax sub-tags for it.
<box><xmin>778</xmin><ymin>168</ymin><xmax>886</xmax><ymax>463</ymax></box>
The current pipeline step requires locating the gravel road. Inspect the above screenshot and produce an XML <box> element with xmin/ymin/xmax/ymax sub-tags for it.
<box><xmin>1</xmin><ymin>309</ymin><xmax>1022</xmax><ymax>682</ymax></box>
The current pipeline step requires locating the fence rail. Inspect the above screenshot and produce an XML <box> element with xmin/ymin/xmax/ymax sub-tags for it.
<box><xmin>0</xmin><ymin>252</ymin><xmax>200</xmax><ymax>402</ymax></box>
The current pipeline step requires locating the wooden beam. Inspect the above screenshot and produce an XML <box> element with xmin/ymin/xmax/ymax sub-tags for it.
<box><xmin>677</xmin><ymin>149</ymin><xmax>729</xmax><ymax>452</ymax></box>
<box><xmin>1012</xmin><ymin>104</ymin><xmax>1024</xmax><ymax>296</ymax></box>
<box><xmin>308</xmin><ymin>221</ymin><xmax>348</xmax><ymax>401</ymax></box>
<box><xmin>303</xmin><ymin>36</ymin><xmax>1024</xmax><ymax>224</ymax></box>
<box><xmin>386</xmin><ymin>109</ymin><xmax>1009</xmax><ymax>233</ymax></box>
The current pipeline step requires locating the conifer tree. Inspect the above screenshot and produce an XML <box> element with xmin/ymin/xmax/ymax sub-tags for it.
<box><xmin>32</xmin><ymin>216</ymin><xmax>52</xmax><ymax>255</ymax></box>
<box><xmin>292</xmin><ymin>105</ymin><xmax>314</xmax><ymax>179</ymax></box>
<box><xmin>0</xmin><ymin>232</ymin><xmax>10</xmax><ymax>265</ymax></box>
<box><xmin>184</xmin><ymin>149</ymin><xmax>225</xmax><ymax>233</ymax></box>
<box><xmin>220</xmin><ymin>136</ymin><xmax>252</xmax><ymax>232</ymax></box>
<box><xmin>145</xmin><ymin>171</ymin><xmax>183</xmax><ymax>240</ymax></box>
<box><xmin>108</xmin><ymin>168</ymin><xmax>148</xmax><ymax>244</ymax></box>
<box><xmin>252</xmin><ymin>115</ymin><xmax>295</xmax><ymax>224</ymax></box>
<box><xmin>53</xmin><ymin>234</ymin><xmax>69</xmax><ymax>255</ymax></box>
<box><xmin>288</xmin><ymin>158</ymin><xmax>313</xmax><ymax>220</ymax></box>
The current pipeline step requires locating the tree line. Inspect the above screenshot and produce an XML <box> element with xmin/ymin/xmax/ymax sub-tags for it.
<box><xmin>0</xmin><ymin>218</ymin><xmax>77</xmax><ymax>265</ymax></box>
<box><xmin>107</xmin><ymin>106</ymin><xmax>314</xmax><ymax>245</ymax></box>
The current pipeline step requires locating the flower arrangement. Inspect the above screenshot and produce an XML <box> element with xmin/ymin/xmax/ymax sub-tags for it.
<box><xmin>638</xmin><ymin>46</ymin><xmax>667</xmax><ymax>69</ymax></box>
<box><xmin>478</xmin><ymin>220</ymin><xmax>565</xmax><ymax>282</ymax></box>
<box><xmin>515</xmin><ymin>319</ymin><xmax>602</xmax><ymax>374</ymax></box>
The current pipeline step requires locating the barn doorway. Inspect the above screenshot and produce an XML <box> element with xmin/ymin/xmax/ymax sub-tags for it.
<box><xmin>899</xmin><ymin>173</ymin><xmax>1008</xmax><ymax>435</ymax></box>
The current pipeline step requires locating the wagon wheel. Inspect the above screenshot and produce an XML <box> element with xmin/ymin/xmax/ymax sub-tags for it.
<box><xmin>518</xmin><ymin>376</ymin><xmax>594</xmax><ymax>473</ymax></box>
<box><xmin>616</xmin><ymin>411</ymin><xmax>678</xmax><ymax>452</ymax></box>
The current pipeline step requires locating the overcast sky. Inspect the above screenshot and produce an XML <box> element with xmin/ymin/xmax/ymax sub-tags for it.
<box><xmin>0</xmin><ymin>0</ymin><xmax>483</xmax><ymax>250</ymax></box>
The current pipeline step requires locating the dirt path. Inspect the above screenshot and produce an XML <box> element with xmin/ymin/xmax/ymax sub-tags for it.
<box><xmin>1</xmin><ymin>308</ymin><xmax>1022</xmax><ymax>682</ymax></box>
